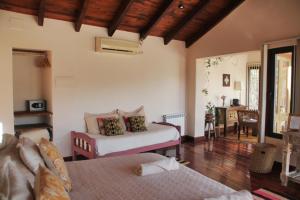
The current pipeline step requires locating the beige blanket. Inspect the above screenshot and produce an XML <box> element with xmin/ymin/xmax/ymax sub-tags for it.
<box><xmin>67</xmin><ymin>153</ymin><xmax>235</xmax><ymax>200</ymax></box>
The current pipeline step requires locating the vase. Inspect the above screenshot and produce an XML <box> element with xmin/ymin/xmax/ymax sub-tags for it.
<box><xmin>205</xmin><ymin>113</ymin><xmax>214</xmax><ymax>121</ymax></box>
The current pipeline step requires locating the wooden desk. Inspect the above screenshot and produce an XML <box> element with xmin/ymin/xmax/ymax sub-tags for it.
<box><xmin>215</xmin><ymin>106</ymin><xmax>247</xmax><ymax>137</ymax></box>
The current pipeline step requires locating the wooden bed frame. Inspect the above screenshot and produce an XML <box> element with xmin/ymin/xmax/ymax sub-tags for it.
<box><xmin>71</xmin><ymin>122</ymin><xmax>181</xmax><ymax>160</ymax></box>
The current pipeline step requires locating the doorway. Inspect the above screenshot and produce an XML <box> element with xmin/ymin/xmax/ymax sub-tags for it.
<box><xmin>265</xmin><ymin>46</ymin><xmax>295</xmax><ymax>138</ymax></box>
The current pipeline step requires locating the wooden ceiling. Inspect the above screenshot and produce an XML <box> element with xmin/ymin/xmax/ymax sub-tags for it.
<box><xmin>0</xmin><ymin>0</ymin><xmax>244</xmax><ymax>47</ymax></box>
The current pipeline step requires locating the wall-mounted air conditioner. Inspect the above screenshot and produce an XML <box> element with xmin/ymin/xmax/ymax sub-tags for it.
<box><xmin>95</xmin><ymin>37</ymin><xmax>142</xmax><ymax>55</ymax></box>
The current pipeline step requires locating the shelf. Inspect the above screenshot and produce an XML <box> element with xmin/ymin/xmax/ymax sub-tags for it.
<box><xmin>14</xmin><ymin>123</ymin><xmax>53</xmax><ymax>141</ymax></box>
<box><xmin>14</xmin><ymin>123</ymin><xmax>52</xmax><ymax>131</ymax></box>
<box><xmin>14</xmin><ymin>111</ymin><xmax>52</xmax><ymax>117</ymax></box>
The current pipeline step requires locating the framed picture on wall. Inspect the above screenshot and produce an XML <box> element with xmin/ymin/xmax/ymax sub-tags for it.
<box><xmin>223</xmin><ymin>74</ymin><xmax>230</xmax><ymax>87</ymax></box>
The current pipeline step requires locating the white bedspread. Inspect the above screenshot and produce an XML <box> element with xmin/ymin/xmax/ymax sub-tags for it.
<box><xmin>87</xmin><ymin>123</ymin><xmax>180</xmax><ymax>156</ymax></box>
<box><xmin>67</xmin><ymin>153</ymin><xmax>235</xmax><ymax>200</ymax></box>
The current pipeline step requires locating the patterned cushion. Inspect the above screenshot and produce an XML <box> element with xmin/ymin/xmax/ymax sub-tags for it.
<box><xmin>96</xmin><ymin>115</ymin><xmax>119</xmax><ymax>135</ymax></box>
<box><xmin>38</xmin><ymin>138</ymin><xmax>72</xmax><ymax>192</ymax></box>
<box><xmin>35</xmin><ymin>165</ymin><xmax>70</xmax><ymax>200</ymax></box>
<box><xmin>118</xmin><ymin>106</ymin><xmax>148</xmax><ymax>131</ymax></box>
<box><xmin>122</xmin><ymin>116</ymin><xmax>132</xmax><ymax>131</ymax></box>
<box><xmin>128</xmin><ymin>116</ymin><xmax>147</xmax><ymax>132</ymax></box>
<box><xmin>102</xmin><ymin>118</ymin><xmax>124</xmax><ymax>136</ymax></box>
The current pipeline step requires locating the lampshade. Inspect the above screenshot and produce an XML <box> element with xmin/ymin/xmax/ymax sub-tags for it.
<box><xmin>234</xmin><ymin>81</ymin><xmax>241</xmax><ymax>91</ymax></box>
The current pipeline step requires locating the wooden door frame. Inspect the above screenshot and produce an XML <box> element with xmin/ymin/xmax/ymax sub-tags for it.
<box><xmin>265</xmin><ymin>46</ymin><xmax>296</xmax><ymax>139</ymax></box>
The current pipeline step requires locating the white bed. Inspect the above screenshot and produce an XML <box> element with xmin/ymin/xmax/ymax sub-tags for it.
<box><xmin>86</xmin><ymin>123</ymin><xmax>180</xmax><ymax>156</ymax></box>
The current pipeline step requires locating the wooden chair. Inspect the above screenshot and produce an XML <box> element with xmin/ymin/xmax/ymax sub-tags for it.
<box><xmin>237</xmin><ymin>110</ymin><xmax>259</xmax><ymax>140</ymax></box>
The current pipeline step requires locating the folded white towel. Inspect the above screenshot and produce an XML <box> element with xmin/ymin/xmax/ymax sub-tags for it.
<box><xmin>204</xmin><ymin>190</ymin><xmax>253</xmax><ymax>200</ymax></box>
<box><xmin>135</xmin><ymin>157</ymin><xmax>179</xmax><ymax>176</ymax></box>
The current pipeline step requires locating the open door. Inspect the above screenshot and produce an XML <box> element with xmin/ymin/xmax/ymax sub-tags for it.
<box><xmin>265</xmin><ymin>46</ymin><xmax>296</xmax><ymax>138</ymax></box>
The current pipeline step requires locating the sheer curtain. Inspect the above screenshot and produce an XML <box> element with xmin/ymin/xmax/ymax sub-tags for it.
<box><xmin>247</xmin><ymin>63</ymin><xmax>261</xmax><ymax>110</ymax></box>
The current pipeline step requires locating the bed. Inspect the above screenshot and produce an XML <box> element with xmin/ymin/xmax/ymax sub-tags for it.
<box><xmin>71</xmin><ymin>122</ymin><xmax>181</xmax><ymax>160</ymax></box>
<box><xmin>0</xmin><ymin>134</ymin><xmax>252</xmax><ymax>200</ymax></box>
<box><xmin>67</xmin><ymin>153</ymin><xmax>235</xmax><ymax>200</ymax></box>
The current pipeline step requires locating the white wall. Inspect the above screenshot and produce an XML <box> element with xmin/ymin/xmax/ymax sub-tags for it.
<box><xmin>194</xmin><ymin>51</ymin><xmax>260</xmax><ymax>137</ymax></box>
<box><xmin>13</xmin><ymin>54</ymin><xmax>43</xmax><ymax>111</ymax></box>
<box><xmin>186</xmin><ymin>0</ymin><xmax>300</xmax><ymax>136</ymax></box>
<box><xmin>0</xmin><ymin>10</ymin><xmax>186</xmax><ymax>156</ymax></box>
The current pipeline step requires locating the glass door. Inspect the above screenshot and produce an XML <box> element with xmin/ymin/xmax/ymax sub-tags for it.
<box><xmin>266</xmin><ymin>46</ymin><xmax>295</xmax><ymax>138</ymax></box>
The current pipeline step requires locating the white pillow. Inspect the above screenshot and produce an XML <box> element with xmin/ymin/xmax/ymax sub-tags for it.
<box><xmin>204</xmin><ymin>190</ymin><xmax>253</xmax><ymax>200</ymax></box>
<box><xmin>17</xmin><ymin>137</ymin><xmax>45</xmax><ymax>174</ymax></box>
<box><xmin>84</xmin><ymin>110</ymin><xmax>118</xmax><ymax>134</ymax></box>
<box><xmin>19</xmin><ymin>129</ymin><xmax>50</xmax><ymax>144</ymax></box>
<box><xmin>0</xmin><ymin>157</ymin><xmax>34</xmax><ymax>200</ymax></box>
<box><xmin>118</xmin><ymin>106</ymin><xmax>148</xmax><ymax>130</ymax></box>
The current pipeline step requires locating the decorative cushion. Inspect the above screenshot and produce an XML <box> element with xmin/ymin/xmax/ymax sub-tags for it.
<box><xmin>102</xmin><ymin>118</ymin><xmax>124</xmax><ymax>136</ymax></box>
<box><xmin>0</xmin><ymin>135</ymin><xmax>36</xmax><ymax>188</ymax></box>
<box><xmin>118</xmin><ymin>106</ymin><xmax>148</xmax><ymax>131</ymax></box>
<box><xmin>0</xmin><ymin>157</ymin><xmax>34</xmax><ymax>200</ymax></box>
<box><xmin>122</xmin><ymin>116</ymin><xmax>132</xmax><ymax>131</ymax></box>
<box><xmin>96</xmin><ymin>115</ymin><xmax>120</xmax><ymax>135</ymax></box>
<box><xmin>35</xmin><ymin>165</ymin><xmax>70</xmax><ymax>200</ymax></box>
<box><xmin>17</xmin><ymin>137</ymin><xmax>45</xmax><ymax>174</ymax></box>
<box><xmin>84</xmin><ymin>111</ymin><xmax>118</xmax><ymax>134</ymax></box>
<box><xmin>38</xmin><ymin>138</ymin><xmax>72</xmax><ymax>192</ymax></box>
<box><xmin>128</xmin><ymin>116</ymin><xmax>147</xmax><ymax>132</ymax></box>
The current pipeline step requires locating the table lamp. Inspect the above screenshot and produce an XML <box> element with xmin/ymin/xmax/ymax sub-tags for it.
<box><xmin>234</xmin><ymin>81</ymin><xmax>242</xmax><ymax>102</ymax></box>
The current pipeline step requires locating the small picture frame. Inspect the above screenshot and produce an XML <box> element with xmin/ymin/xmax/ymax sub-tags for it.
<box><xmin>223</xmin><ymin>74</ymin><xmax>230</xmax><ymax>87</ymax></box>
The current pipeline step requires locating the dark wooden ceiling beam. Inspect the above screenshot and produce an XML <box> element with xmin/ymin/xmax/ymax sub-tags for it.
<box><xmin>37</xmin><ymin>0</ymin><xmax>46</xmax><ymax>26</ymax></box>
<box><xmin>75</xmin><ymin>0</ymin><xmax>89</xmax><ymax>32</ymax></box>
<box><xmin>163</xmin><ymin>0</ymin><xmax>209</xmax><ymax>45</ymax></box>
<box><xmin>108</xmin><ymin>0</ymin><xmax>134</xmax><ymax>37</ymax></box>
<box><xmin>140</xmin><ymin>0</ymin><xmax>174</xmax><ymax>41</ymax></box>
<box><xmin>186</xmin><ymin>0</ymin><xmax>244</xmax><ymax>48</ymax></box>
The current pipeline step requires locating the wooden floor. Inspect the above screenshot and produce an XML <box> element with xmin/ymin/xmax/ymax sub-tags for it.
<box><xmin>224</xmin><ymin>131</ymin><xmax>258</xmax><ymax>144</ymax></box>
<box><xmin>177</xmin><ymin>138</ymin><xmax>300</xmax><ymax>199</ymax></box>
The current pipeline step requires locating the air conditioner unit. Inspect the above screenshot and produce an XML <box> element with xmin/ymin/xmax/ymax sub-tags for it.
<box><xmin>95</xmin><ymin>37</ymin><xmax>142</xmax><ymax>55</ymax></box>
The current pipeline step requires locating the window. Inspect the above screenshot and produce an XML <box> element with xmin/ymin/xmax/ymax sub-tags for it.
<box><xmin>247</xmin><ymin>63</ymin><xmax>260</xmax><ymax>110</ymax></box>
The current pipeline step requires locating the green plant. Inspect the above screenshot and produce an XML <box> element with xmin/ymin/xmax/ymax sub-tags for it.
<box><xmin>206</xmin><ymin>102</ymin><xmax>215</xmax><ymax>115</ymax></box>
<box><xmin>202</xmin><ymin>89</ymin><xmax>208</xmax><ymax>95</ymax></box>
<box><xmin>205</xmin><ymin>57</ymin><xmax>223</xmax><ymax>68</ymax></box>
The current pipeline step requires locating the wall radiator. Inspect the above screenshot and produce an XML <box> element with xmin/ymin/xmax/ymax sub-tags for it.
<box><xmin>162</xmin><ymin>113</ymin><xmax>185</xmax><ymax>136</ymax></box>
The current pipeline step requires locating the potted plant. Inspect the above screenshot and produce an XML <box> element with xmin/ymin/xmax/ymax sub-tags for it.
<box><xmin>205</xmin><ymin>102</ymin><xmax>215</xmax><ymax>121</ymax></box>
